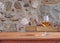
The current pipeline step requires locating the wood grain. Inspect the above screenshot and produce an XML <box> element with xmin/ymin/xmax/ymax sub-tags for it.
<box><xmin>0</xmin><ymin>32</ymin><xmax>60</xmax><ymax>40</ymax></box>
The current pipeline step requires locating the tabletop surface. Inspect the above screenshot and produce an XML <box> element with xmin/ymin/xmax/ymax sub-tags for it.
<box><xmin>0</xmin><ymin>32</ymin><xmax>60</xmax><ymax>40</ymax></box>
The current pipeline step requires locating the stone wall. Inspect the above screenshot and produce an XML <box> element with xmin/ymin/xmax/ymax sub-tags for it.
<box><xmin>0</xmin><ymin>0</ymin><xmax>60</xmax><ymax>32</ymax></box>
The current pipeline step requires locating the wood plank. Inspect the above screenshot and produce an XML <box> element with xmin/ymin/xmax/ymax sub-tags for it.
<box><xmin>1</xmin><ymin>40</ymin><xmax>56</xmax><ymax>43</ymax></box>
<box><xmin>0</xmin><ymin>32</ymin><xmax>60</xmax><ymax>40</ymax></box>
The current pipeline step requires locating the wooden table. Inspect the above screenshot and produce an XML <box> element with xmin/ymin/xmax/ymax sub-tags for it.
<box><xmin>0</xmin><ymin>32</ymin><xmax>60</xmax><ymax>43</ymax></box>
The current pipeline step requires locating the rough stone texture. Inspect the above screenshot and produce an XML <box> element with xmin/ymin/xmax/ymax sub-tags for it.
<box><xmin>0</xmin><ymin>0</ymin><xmax>60</xmax><ymax>32</ymax></box>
